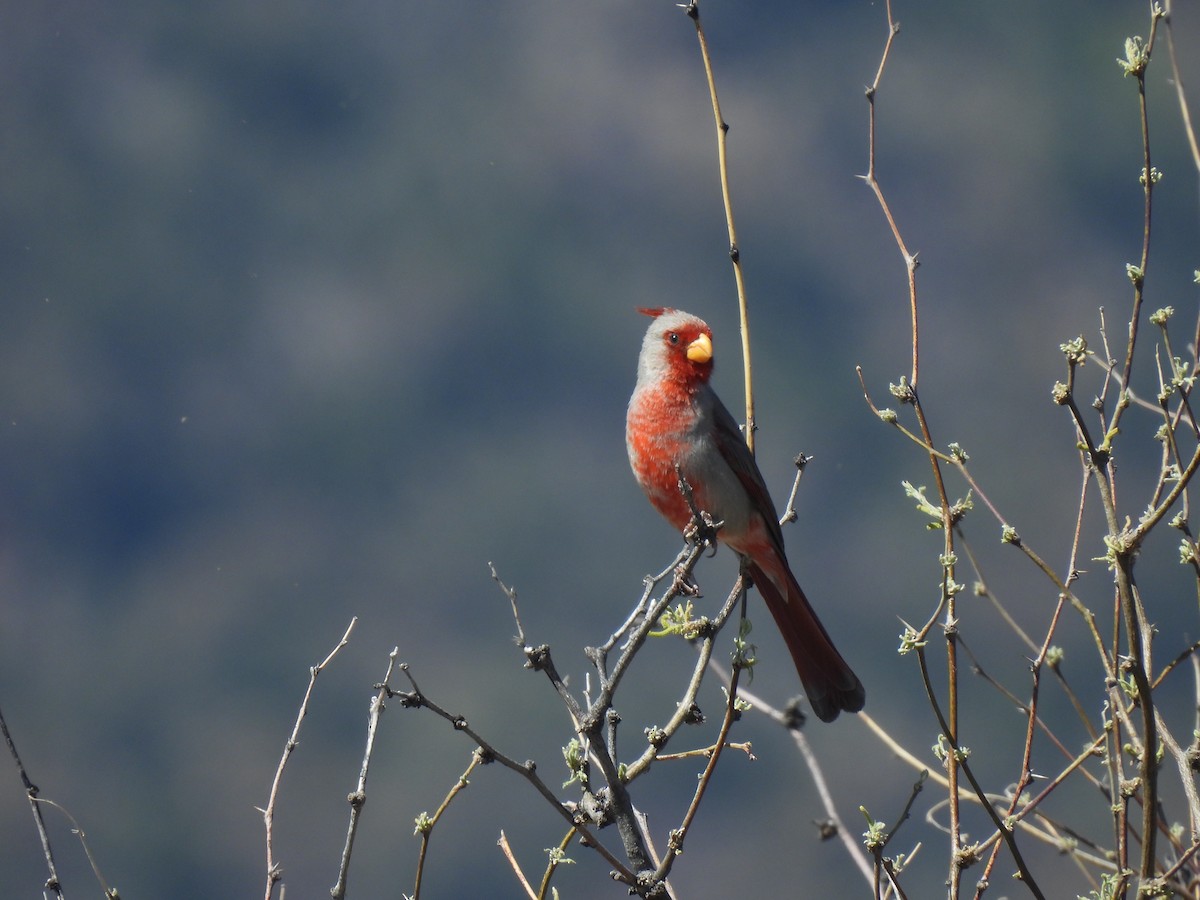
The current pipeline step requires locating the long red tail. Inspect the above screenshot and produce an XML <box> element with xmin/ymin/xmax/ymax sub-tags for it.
<box><xmin>745</xmin><ymin>557</ymin><xmax>865</xmax><ymax>723</ymax></box>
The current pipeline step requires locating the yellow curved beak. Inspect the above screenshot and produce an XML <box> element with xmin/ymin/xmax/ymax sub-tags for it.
<box><xmin>687</xmin><ymin>332</ymin><xmax>713</xmax><ymax>363</ymax></box>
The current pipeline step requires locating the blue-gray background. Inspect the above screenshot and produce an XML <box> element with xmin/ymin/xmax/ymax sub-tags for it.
<box><xmin>3</xmin><ymin>2</ymin><xmax>1199</xmax><ymax>897</ymax></box>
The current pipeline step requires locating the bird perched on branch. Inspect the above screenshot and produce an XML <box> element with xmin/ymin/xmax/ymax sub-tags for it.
<box><xmin>625</xmin><ymin>307</ymin><xmax>864</xmax><ymax>723</ymax></box>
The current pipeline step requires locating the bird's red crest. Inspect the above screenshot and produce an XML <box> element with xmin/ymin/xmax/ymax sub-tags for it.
<box><xmin>637</xmin><ymin>307</ymin><xmax>670</xmax><ymax>319</ymax></box>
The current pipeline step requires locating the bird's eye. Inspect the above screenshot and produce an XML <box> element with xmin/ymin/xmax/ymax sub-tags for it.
<box><xmin>667</xmin><ymin>332</ymin><xmax>680</xmax><ymax>345</ymax></box>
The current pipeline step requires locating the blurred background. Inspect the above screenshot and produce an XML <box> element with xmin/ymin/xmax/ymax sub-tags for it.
<box><xmin>2</xmin><ymin>1</ymin><xmax>1199</xmax><ymax>896</ymax></box>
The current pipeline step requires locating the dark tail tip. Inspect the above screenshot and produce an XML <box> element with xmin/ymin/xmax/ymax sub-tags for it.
<box><xmin>807</xmin><ymin>675</ymin><xmax>866</xmax><ymax>724</ymax></box>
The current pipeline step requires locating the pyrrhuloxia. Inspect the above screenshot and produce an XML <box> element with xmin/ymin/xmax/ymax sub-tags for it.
<box><xmin>626</xmin><ymin>307</ymin><xmax>864</xmax><ymax>722</ymax></box>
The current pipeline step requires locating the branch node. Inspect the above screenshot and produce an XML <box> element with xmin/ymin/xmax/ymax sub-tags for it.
<box><xmin>524</xmin><ymin>644</ymin><xmax>551</xmax><ymax>671</ymax></box>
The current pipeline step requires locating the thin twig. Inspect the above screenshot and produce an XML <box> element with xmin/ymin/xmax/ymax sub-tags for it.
<box><xmin>862</xmin><ymin>0</ymin><xmax>919</xmax><ymax>389</ymax></box>
<box><xmin>1</xmin><ymin>698</ymin><xmax>65</xmax><ymax>899</ymax></box>
<box><xmin>683</xmin><ymin>0</ymin><xmax>755</xmax><ymax>451</ymax></box>
<box><xmin>1106</xmin><ymin>10</ymin><xmax>1167</xmax><ymax>885</ymax></box>
<box><xmin>331</xmin><ymin>646</ymin><xmax>398</xmax><ymax>899</ymax></box>
<box><xmin>649</xmin><ymin>645</ymin><xmax>746</xmax><ymax>885</ymax></box>
<box><xmin>412</xmin><ymin>751</ymin><xmax>485</xmax><ymax>900</ymax></box>
<box><xmin>490</xmin><ymin>562</ymin><xmax>526</xmax><ymax>648</ymax></box>
<box><xmin>497</xmin><ymin>830</ymin><xmax>539</xmax><ymax>900</ymax></box>
<box><xmin>735</xmin><ymin>679</ymin><xmax>874</xmax><ymax>887</ymax></box>
<box><xmin>1161</xmin><ymin>0</ymin><xmax>1200</xmax><ymax>178</ymax></box>
<box><xmin>30</xmin><ymin>797</ymin><xmax>115</xmax><ymax>898</ymax></box>
<box><xmin>535</xmin><ymin>826</ymin><xmax>577</xmax><ymax>900</ymax></box>
<box><xmin>390</xmin><ymin>664</ymin><xmax>639</xmax><ymax>887</ymax></box>
<box><xmin>779</xmin><ymin>454</ymin><xmax>811</xmax><ymax>525</ymax></box>
<box><xmin>861</xmin><ymin>2</ymin><xmax>980</xmax><ymax>892</ymax></box>
<box><xmin>263</xmin><ymin>617</ymin><xmax>357</xmax><ymax>900</ymax></box>
<box><xmin>622</xmin><ymin>573</ymin><xmax>749</xmax><ymax>782</ymax></box>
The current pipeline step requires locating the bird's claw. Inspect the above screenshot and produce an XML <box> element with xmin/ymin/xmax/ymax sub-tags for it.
<box><xmin>683</xmin><ymin>511</ymin><xmax>721</xmax><ymax>549</ymax></box>
<box><xmin>671</xmin><ymin>566</ymin><xmax>701</xmax><ymax>597</ymax></box>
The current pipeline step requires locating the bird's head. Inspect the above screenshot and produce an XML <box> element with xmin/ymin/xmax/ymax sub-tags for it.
<box><xmin>635</xmin><ymin>307</ymin><xmax>714</xmax><ymax>385</ymax></box>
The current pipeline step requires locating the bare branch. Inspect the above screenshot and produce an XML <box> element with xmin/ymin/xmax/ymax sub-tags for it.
<box><xmin>1</xmin><ymin>699</ymin><xmax>65</xmax><ymax>899</ymax></box>
<box><xmin>330</xmin><ymin>644</ymin><xmax>399</xmax><ymax>900</ymax></box>
<box><xmin>263</xmin><ymin>617</ymin><xmax>357</xmax><ymax>900</ymax></box>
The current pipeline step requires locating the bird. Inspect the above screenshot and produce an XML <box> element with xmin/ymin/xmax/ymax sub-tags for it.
<box><xmin>625</xmin><ymin>307</ymin><xmax>864</xmax><ymax>722</ymax></box>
